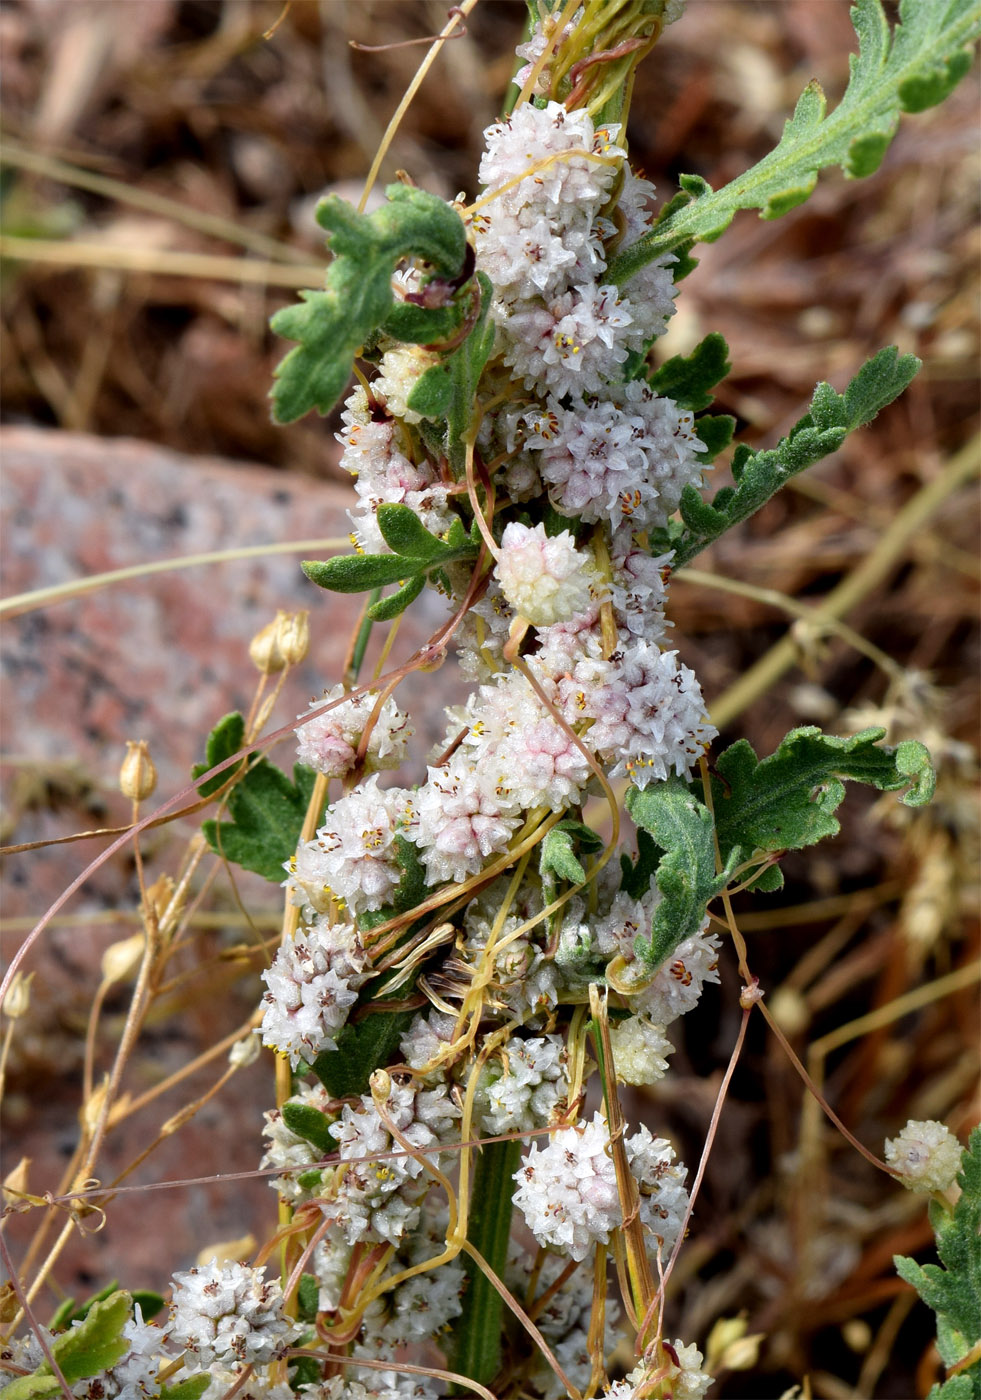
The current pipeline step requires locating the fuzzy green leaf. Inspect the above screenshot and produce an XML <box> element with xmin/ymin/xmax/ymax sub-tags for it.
<box><xmin>303</xmin><ymin>553</ymin><xmax>418</xmax><ymax>593</ymax></box>
<box><xmin>894</xmin><ymin>1128</ymin><xmax>980</xmax><ymax>1392</ymax></box>
<box><xmin>202</xmin><ymin>762</ymin><xmax>322</xmax><ymax>883</ymax></box>
<box><xmin>160</xmin><ymin>1378</ymin><xmax>212</xmax><ymax>1400</ymax></box>
<box><xmin>625</xmin><ymin>780</ymin><xmax>735</xmax><ymax>970</ymax></box>
<box><xmin>693</xmin><ymin>414</ymin><xmax>736</xmax><ymax>462</ymax></box>
<box><xmin>310</xmin><ymin>1005</ymin><xmax>416</xmax><ymax>1099</ymax></box>
<box><xmin>31</xmin><ymin>1290</ymin><xmax>133</xmax><ymax>1388</ymax></box>
<box><xmin>375</xmin><ymin>504</ymin><xmax>448</xmax><ymax>560</ymax></box>
<box><xmin>648</xmin><ymin>332</ymin><xmax>732</xmax><ymax>412</ymax></box>
<box><xmin>296</xmin><ymin>1275</ymin><xmax>321</xmax><ymax>1325</ymax></box>
<box><xmin>712</xmin><ymin>727</ymin><xmax>936</xmax><ymax>869</ymax></box>
<box><xmin>192</xmin><ymin>711</ymin><xmax>247</xmax><ymax>798</ymax></box>
<box><xmin>607</xmin><ymin>0</ymin><xmax>980</xmax><ymax>281</ymax></box>
<box><xmin>365</xmin><ymin>574</ymin><xmax>426</xmax><ymax>622</ymax></box>
<box><xmin>281</xmin><ymin>1102</ymin><xmax>335</xmax><ymax>1156</ymax></box>
<box><xmin>1</xmin><ymin>1377</ymin><xmax>63</xmax><ymax>1400</ymax></box>
<box><xmin>650</xmin><ymin>348</ymin><xmax>920</xmax><ymax>567</ymax></box>
<box><xmin>540</xmin><ymin>827</ymin><xmax>587</xmax><ymax>886</ymax></box>
<box><xmin>271</xmin><ymin>185</ymin><xmax>469</xmax><ymax>423</ymax></box>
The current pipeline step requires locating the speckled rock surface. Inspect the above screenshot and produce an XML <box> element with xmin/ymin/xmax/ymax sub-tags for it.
<box><xmin>0</xmin><ymin>426</ymin><xmax>469</xmax><ymax>1297</ymax></box>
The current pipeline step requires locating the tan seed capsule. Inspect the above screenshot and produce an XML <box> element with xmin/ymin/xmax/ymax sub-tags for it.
<box><xmin>119</xmin><ymin>740</ymin><xmax>157</xmax><ymax>801</ymax></box>
<box><xmin>249</xmin><ymin>610</ymin><xmax>310</xmax><ymax>673</ymax></box>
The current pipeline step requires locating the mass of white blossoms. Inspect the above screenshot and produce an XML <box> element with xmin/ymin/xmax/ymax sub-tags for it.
<box><xmin>167</xmin><ymin>1261</ymin><xmax>299</xmax><ymax>1368</ymax></box>
<box><xmin>513</xmin><ymin>1112</ymin><xmax>689</xmax><ymax>1262</ymax></box>
<box><xmin>250</xmin><ymin>14</ymin><xmax>720</xmax><ymax>1396</ymax></box>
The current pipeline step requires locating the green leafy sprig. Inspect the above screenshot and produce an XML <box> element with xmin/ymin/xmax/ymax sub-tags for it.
<box><xmin>650</xmin><ymin>347</ymin><xmax>920</xmax><ymax>569</ymax></box>
<box><xmin>607</xmin><ymin>0</ymin><xmax>980</xmax><ymax>284</ymax></box>
<box><xmin>626</xmin><ymin>727</ymin><xmax>935</xmax><ymax>969</ymax></box>
<box><xmin>302</xmin><ymin>504</ymin><xmax>481</xmax><ymax>622</ymax></box>
<box><xmin>895</xmin><ymin>1127</ymin><xmax>981</xmax><ymax>1400</ymax></box>
<box><xmin>270</xmin><ymin>184</ymin><xmax>474</xmax><ymax>424</ymax></box>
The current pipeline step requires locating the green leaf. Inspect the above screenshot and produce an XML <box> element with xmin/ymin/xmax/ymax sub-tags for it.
<box><xmin>1</xmin><ymin>1376</ymin><xmax>63</xmax><ymax>1400</ymax></box>
<box><xmin>160</xmin><ymin>1378</ymin><xmax>212</xmax><ymax>1400</ymax></box>
<box><xmin>607</xmin><ymin>0</ymin><xmax>980</xmax><ymax>281</ymax></box>
<box><xmin>380</xmin><ymin>298</ymin><xmax>466</xmax><ymax>347</ymax></box>
<box><xmin>310</xmin><ymin>1005</ymin><xmax>416</xmax><ymax>1098</ymax></box>
<box><xmin>450</xmin><ymin>1139</ymin><xmax>523</xmax><ymax>1385</ymax></box>
<box><xmin>296</xmin><ymin>1274</ymin><xmax>321</xmax><ymax>1324</ymax></box>
<box><xmin>693</xmin><ymin>413</ymin><xmax>736</xmax><ymax>462</ymax></box>
<box><xmin>650</xmin><ymin>348</ymin><xmax>920</xmax><ymax>567</ymax></box>
<box><xmin>648</xmin><ymin>332</ymin><xmax>732</xmax><ymax>412</ymax></box>
<box><xmin>365</xmin><ymin>574</ymin><xmax>426</xmax><ymax>622</ymax></box>
<box><xmin>303</xmin><ymin>553</ymin><xmax>418</xmax><ymax>593</ymax></box>
<box><xmin>375</xmin><ymin>504</ymin><xmax>448</xmax><ymax>560</ymax></box>
<box><xmin>203</xmin><ymin>762</ymin><xmax>323</xmax><ymax>883</ymax></box>
<box><xmin>895</xmin><ymin>1128</ymin><xmax>980</xmax><ymax>1391</ymax></box>
<box><xmin>192</xmin><ymin>712</ymin><xmax>246</xmax><ymax>798</ymax></box>
<box><xmin>625</xmin><ymin>780</ymin><xmax>734</xmax><ymax>970</ymax></box>
<box><xmin>131</xmin><ymin>1292</ymin><xmax>165</xmax><ymax>1323</ymax></box>
<box><xmin>620</xmin><ymin>828</ymin><xmax>662</xmax><ymax>901</ymax></box>
<box><xmin>712</xmin><ymin>727</ymin><xmax>936</xmax><ymax>869</ymax></box>
<box><xmin>406</xmin><ymin>360</ymin><xmax>454</xmax><ymax>418</ymax></box>
<box><xmin>281</xmin><ymin>1102</ymin><xmax>335</xmax><ymax>1156</ymax></box>
<box><xmin>271</xmin><ymin>184</ymin><xmax>469</xmax><ymax>423</ymax></box>
<box><xmin>288</xmin><ymin>1357</ymin><xmax>323</xmax><ymax>1392</ymax></box>
<box><xmin>540</xmin><ymin>827</ymin><xmax>587</xmax><ymax>885</ymax></box>
<box><xmin>39</xmin><ymin>1290</ymin><xmax>132</xmax><ymax>1385</ymax></box>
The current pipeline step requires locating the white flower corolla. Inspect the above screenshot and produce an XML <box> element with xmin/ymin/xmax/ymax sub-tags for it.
<box><xmin>885</xmin><ymin>1119</ymin><xmax>963</xmax><ymax>1193</ymax></box>
<box><xmin>607</xmin><ymin>1343</ymin><xmax>711</xmax><ymax>1400</ymax></box>
<box><xmin>318</xmin><ymin>1084</ymin><xmax>452</xmax><ymax>1248</ymax></box>
<box><xmin>513</xmin><ymin>1113</ymin><xmax>689</xmax><ymax>1262</ymax></box>
<box><xmin>627</xmin><ymin>1124</ymin><xmax>690</xmax><ymax>1254</ymax></box>
<box><xmin>260</xmin><ymin>919</ymin><xmax>367</xmax><ymax>1069</ymax></box>
<box><xmin>609</xmin><ymin>528</ymin><xmax>673</xmax><ymax>641</ymax></box>
<box><xmin>66</xmin><ymin>1307</ymin><xmax>168</xmax><ymax>1400</ymax></box>
<box><xmin>372</xmin><ymin>345</ymin><xmax>441</xmax><ymax>424</ymax></box>
<box><xmin>511</xmin><ymin>8</ymin><xmax>583</xmax><ymax>96</ymax></box>
<box><xmin>594</xmin><ymin>889</ymin><xmax>721</xmax><ymax>1025</ymax></box>
<box><xmin>288</xmin><ymin>778</ymin><xmax>410</xmax><ymax>915</ymax></box>
<box><xmin>167</xmin><ymin>1261</ymin><xmax>299</xmax><ymax>1368</ymax></box>
<box><xmin>533</xmin><ymin>384</ymin><xmax>705</xmax><ymax>531</ymax></box>
<box><xmin>496</xmin><ymin>521</ymin><xmax>596</xmax><ymax>627</ymax></box>
<box><xmin>296</xmin><ymin>686</ymin><xmax>413</xmax><ymax>780</ymax></box>
<box><xmin>608</xmin><ymin>1014</ymin><xmax>673</xmax><ymax>1086</ymax></box>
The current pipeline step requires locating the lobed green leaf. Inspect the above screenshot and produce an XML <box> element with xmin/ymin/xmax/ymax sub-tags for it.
<box><xmin>625</xmin><ymin>780</ymin><xmax>734</xmax><ymax>969</ymax></box>
<box><xmin>606</xmin><ymin>0</ymin><xmax>980</xmax><ymax>281</ymax></box>
<box><xmin>202</xmin><ymin>762</ymin><xmax>323</xmax><ymax>883</ymax></box>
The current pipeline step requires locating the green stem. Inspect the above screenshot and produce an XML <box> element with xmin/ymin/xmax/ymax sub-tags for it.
<box><xmin>450</xmin><ymin>1138</ymin><xmax>522</xmax><ymax>1387</ymax></box>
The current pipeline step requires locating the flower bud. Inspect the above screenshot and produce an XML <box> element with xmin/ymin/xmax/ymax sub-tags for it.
<box><xmin>119</xmin><ymin>740</ymin><xmax>157</xmax><ymax>801</ymax></box>
<box><xmin>249</xmin><ymin>610</ymin><xmax>310</xmax><ymax>674</ymax></box>
<box><xmin>2</xmin><ymin>971</ymin><xmax>33</xmax><ymax>1020</ymax></box>
<box><xmin>885</xmin><ymin>1119</ymin><xmax>963</xmax><ymax>1193</ymax></box>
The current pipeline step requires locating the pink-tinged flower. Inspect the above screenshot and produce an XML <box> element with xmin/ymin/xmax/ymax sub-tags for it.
<box><xmin>496</xmin><ymin>521</ymin><xmax>596</xmax><ymax>627</ymax></box>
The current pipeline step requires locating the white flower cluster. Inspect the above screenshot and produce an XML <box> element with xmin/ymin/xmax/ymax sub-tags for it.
<box><xmin>296</xmin><ymin>685</ymin><xmax>412</xmax><ymax>780</ymax></box>
<box><xmin>513</xmin><ymin>1112</ymin><xmax>689</xmax><ymax>1261</ymax></box>
<box><xmin>167</xmin><ymin>1260</ymin><xmax>299</xmax><ymax>1368</ymax></box>
<box><xmin>259</xmin><ymin>918</ymin><xmax>367</xmax><ymax>1068</ymax></box>
<box><xmin>885</xmin><ymin>1119</ymin><xmax>963</xmax><ymax>1193</ymax></box>
<box><xmin>249</xmin><ymin>22</ymin><xmax>724</xmax><ymax>1395</ymax></box>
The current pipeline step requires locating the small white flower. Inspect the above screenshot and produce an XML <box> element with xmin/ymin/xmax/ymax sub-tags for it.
<box><xmin>885</xmin><ymin>1120</ymin><xmax>963</xmax><ymax>1193</ymax></box>
<box><xmin>496</xmin><ymin>521</ymin><xmax>595</xmax><ymax>627</ymax></box>
<box><xmin>260</xmin><ymin>919</ymin><xmax>367</xmax><ymax>1069</ymax></box>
